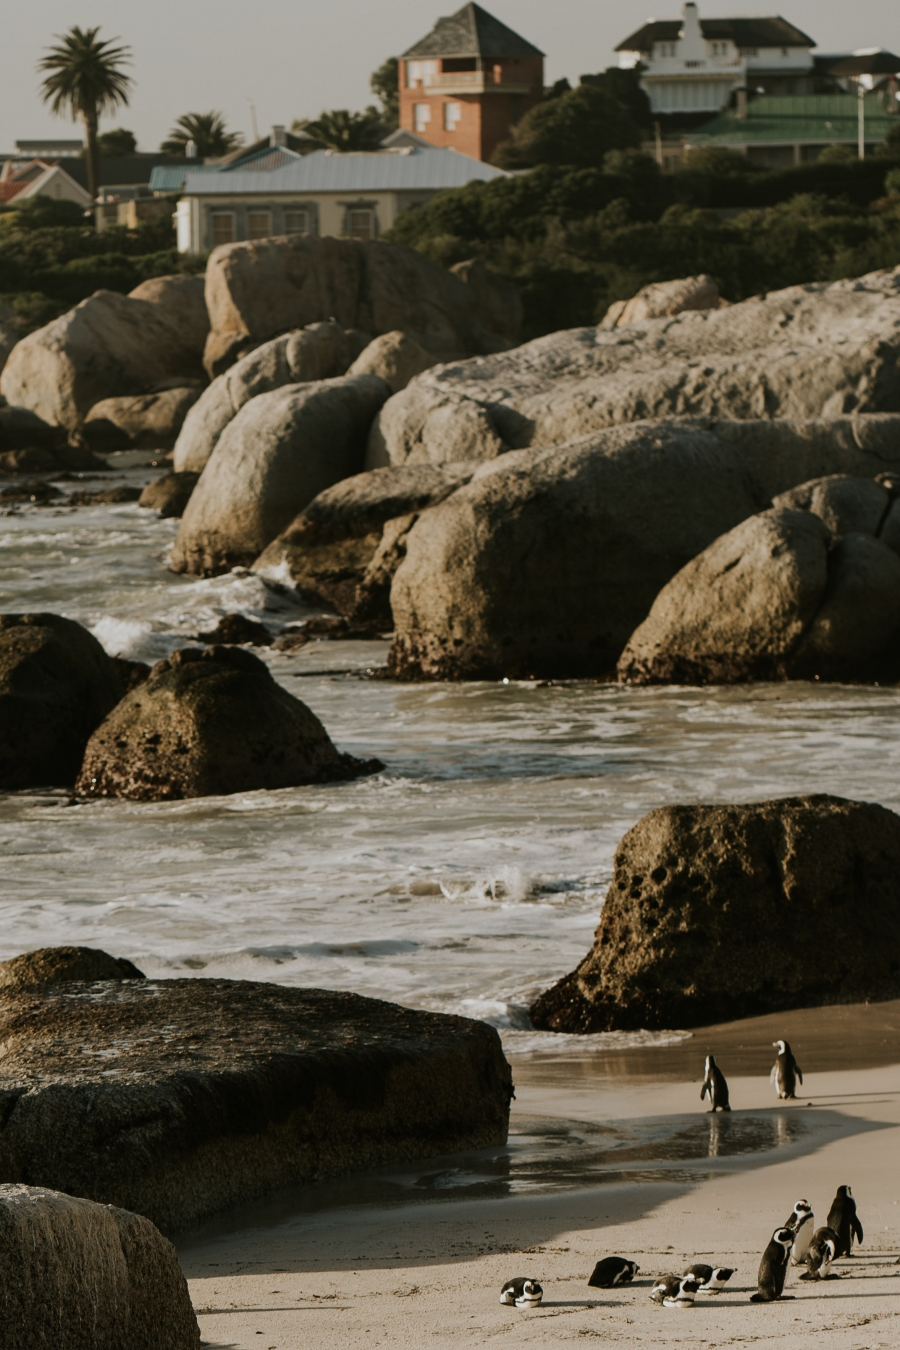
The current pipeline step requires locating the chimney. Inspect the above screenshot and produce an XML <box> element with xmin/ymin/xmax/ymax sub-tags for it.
<box><xmin>271</xmin><ymin>125</ymin><xmax>287</xmax><ymax>146</ymax></box>
<box><xmin>185</xmin><ymin>139</ymin><xmax>198</xmax><ymax>159</ymax></box>
<box><xmin>736</xmin><ymin>88</ymin><xmax>748</xmax><ymax>120</ymax></box>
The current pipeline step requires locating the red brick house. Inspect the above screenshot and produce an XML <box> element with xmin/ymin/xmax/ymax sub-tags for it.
<box><xmin>399</xmin><ymin>3</ymin><xmax>544</xmax><ymax>163</ymax></box>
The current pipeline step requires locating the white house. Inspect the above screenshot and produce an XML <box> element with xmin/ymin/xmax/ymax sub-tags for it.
<box><xmin>616</xmin><ymin>2</ymin><xmax>816</xmax><ymax>114</ymax></box>
<box><xmin>168</xmin><ymin>145</ymin><xmax>506</xmax><ymax>255</ymax></box>
<box><xmin>0</xmin><ymin>159</ymin><xmax>91</xmax><ymax>208</ymax></box>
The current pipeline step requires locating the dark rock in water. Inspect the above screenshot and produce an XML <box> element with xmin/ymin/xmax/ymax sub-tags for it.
<box><xmin>0</xmin><ymin>946</ymin><xmax>144</xmax><ymax>989</ymax></box>
<box><xmin>138</xmin><ymin>470</ymin><xmax>199</xmax><ymax>518</ymax></box>
<box><xmin>0</xmin><ymin>479</ymin><xmax>62</xmax><ymax>504</ymax></box>
<box><xmin>0</xmin><ymin>1183</ymin><xmax>201</xmax><ymax>1349</ymax></box>
<box><xmin>0</xmin><ymin>447</ymin><xmax>58</xmax><ymax>475</ymax></box>
<box><xmin>0</xmin><ymin>406</ymin><xmax>62</xmax><ymax>452</ymax></box>
<box><xmin>68</xmin><ymin>485</ymin><xmax>142</xmax><ymax>506</ymax></box>
<box><xmin>197</xmin><ymin>612</ymin><xmax>272</xmax><ymax>646</ymax></box>
<box><xmin>75</xmin><ymin>644</ymin><xmax>382</xmax><ymax>800</ymax></box>
<box><xmin>274</xmin><ymin>615</ymin><xmax>375</xmax><ymax>649</ymax></box>
<box><xmin>0</xmin><ymin>614</ymin><xmax>122</xmax><ymax>789</ymax></box>
<box><xmin>253</xmin><ymin>463</ymin><xmax>475</xmax><ymax>619</ymax></box>
<box><xmin>0</xmin><ymin>979</ymin><xmax>513</xmax><ymax>1235</ymax></box>
<box><xmin>112</xmin><ymin>655</ymin><xmax>151</xmax><ymax>692</ymax></box>
<box><xmin>530</xmin><ymin>795</ymin><xmax>900</xmax><ymax>1033</ymax></box>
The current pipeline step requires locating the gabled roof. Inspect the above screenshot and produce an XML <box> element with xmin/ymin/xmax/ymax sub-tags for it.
<box><xmin>617</xmin><ymin>16</ymin><xmax>815</xmax><ymax>53</ymax></box>
<box><xmin>403</xmin><ymin>3</ymin><xmax>543</xmax><ymax>59</ymax></box>
<box><xmin>181</xmin><ymin>147</ymin><xmax>507</xmax><ymax>196</ymax></box>
<box><xmin>150</xmin><ymin>146</ymin><xmax>305</xmax><ymax>194</ymax></box>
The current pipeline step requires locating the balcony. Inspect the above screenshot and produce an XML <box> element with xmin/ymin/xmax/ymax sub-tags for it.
<box><xmin>412</xmin><ymin>71</ymin><xmax>532</xmax><ymax>95</ymax></box>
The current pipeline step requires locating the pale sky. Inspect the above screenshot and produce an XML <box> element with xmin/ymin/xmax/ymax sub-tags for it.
<box><xmin>3</xmin><ymin>1</ymin><xmax>899</xmax><ymax>153</ymax></box>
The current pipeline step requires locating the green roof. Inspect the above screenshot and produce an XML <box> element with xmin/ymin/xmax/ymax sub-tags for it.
<box><xmin>687</xmin><ymin>94</ymin><xmax>895</xmax><ymax>146</ymax></box>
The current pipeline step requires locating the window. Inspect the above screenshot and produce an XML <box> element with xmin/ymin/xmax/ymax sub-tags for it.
<box><xmin>656</xmin><ymin>41</ymin><xmax>677</xmax><ymax>58</ymax></box>
<box><xmin>247</xmin><ymin>210</ymin><xmax>271</xmax><ymax>240</ymax></box>
<box><xmin>406</xmin><ymin>59</ymin><xmax>438</xmax><ymax>87</ymax></box>
<box><xmin>739</xmin><ymin>47</ymin><xmax>758</xmax><ymax>57</ymax></box>
<box><xmin>443</xmin><ymin>101</ymin><xmax>462</xmax><ymax>131</ymax></box>
<box><xmin>284</xmin><ymin>209</ymin><xmax>310</xmax><ymax>235</ymax></box>
<box><xmin>346</xmin><ymin>208</ymin><xmax>375</xmax><ymax>241</ymax></box>
<box><xmin>210</xmin><ymin>212</ymin><xmax>235</xmax><ymax>248</ymax></box>
<box><xmin>413</xmin><ymin>103</ymin><xmax>432</xmax><ymax>133</ymax></box>
<box><xmin>442</xmin><ymin>57</ymin><xmax>476</xmax><ymax>72</ymax></box>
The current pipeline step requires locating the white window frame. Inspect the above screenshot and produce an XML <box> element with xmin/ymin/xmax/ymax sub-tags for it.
<box><xmin>413</xmin><ymin>102</ymin><xmax>432</xmax><ymax>133</ymax></box>
<box><xmin>443</xmin><ymin>101</ymin><xmax>462</xmax><ymax>131</ymax></box>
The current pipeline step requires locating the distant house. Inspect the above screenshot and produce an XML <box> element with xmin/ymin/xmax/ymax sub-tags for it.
<box><xmin>399</xmin><ymin>2</ymin><xmax>544</xmax><ymax>162</ymax></box>
<box><xmin>616</xmin><ymin>2</ymin><xmax>817</xmax><ymax>115</ymax></box>
<box><xmin>169</xmin><ymin>145</ymin><xmax>506</xmax><ymax>255</ymax></box>
<box><xmin>0</xmin><ymin>158</ymin><xmax>91</xmax><ymax>208</ymax></box>
<box><xmin>686</xmin><ymin>91</ymin><xmax>897</xmax><ymax>167</ymax></box>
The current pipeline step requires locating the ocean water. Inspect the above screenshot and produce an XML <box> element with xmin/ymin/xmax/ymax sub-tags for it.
<box><xmin>4</xmin><ymin>465</ymin><xmax>900</xmax><ymax>1057</ymax></box>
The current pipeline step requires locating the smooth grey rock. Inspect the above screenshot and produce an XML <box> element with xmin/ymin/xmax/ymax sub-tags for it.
<box><xmin>128</xmin><ymin>273</ymin><xmax>209</xmax><ymax>354</ymax></box>
<box><xmin>450</xmin><ymin>258</ymin><xmax>523</xmax><ymax>345</ymax></box>
<box><xmin>0</xmin><ymin>980</ymin><xmax>512</xmax><ymax>1235</ymax></box>
<box><xmin>710</xmin><ymin>415</ymin><xmax>900</xmax><ymax>497</ymax></box>
<box><xmin>347</xmin><ymin>330</ymin><xmax>436</xmax><ymax>394</ymax></box>
<box><xmin>253</xmin><ymin>462</ymin><xmax>476</xmax><ymax>615</ymax></box>
<box><xmin>388</xmin><ymin>422</ymin><xmax>769</xmax><ymax>679</ymax></box>
<box><xmin>791</xmin><ymin>532</ymin><xmax>900</xmax><ymax>676</ymax></box>
<box><xmin>369</xmin><ymin>270</ymin><xmax>900</xmax><ymax>468</ymax></box>
<box><xmin>84</xmin><ymin>387</ymin><xmax>201</xmax><ymax>451</ymax></box>
<box><xmin>600</xmin><ymin>274</ymin><xmax>725</xmax><ymax>328</ymax></box>
<box><xmin>0</xmin><ymin>614</ymin><xmax>122</xmax><ymax>789</ymax></box>
<box><xmin>773</xmin><ymin>474</ymin><xmax>890</xmax><ymax>536</ymax></box>
<box><xmin>0</xmin><ymin>1184</ymin><xmax>200</xmax><ymax>1349</ymax></box>
<box><xmin>171</xmin><ymin>373</ymin><xmax>391</xmax><ymax>575</ymax></box>
<box><xmin>173</xmin><ymin>322</ymin><xmax>369</xmax><ymax>474</ymax></box>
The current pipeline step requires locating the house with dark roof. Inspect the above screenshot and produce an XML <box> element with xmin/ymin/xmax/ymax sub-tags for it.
<box><xmin>399</xmin><ymin>2</ymin><xmax>543</xmax><ymax>162</ymax></box>
<box><xmin>617</xmin><ymin>1</ymin><xmax>816</xmax><ymax>116</ymax></box>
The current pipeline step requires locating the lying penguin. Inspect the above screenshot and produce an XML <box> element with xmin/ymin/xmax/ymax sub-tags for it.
<box><xmin>771</xmin><ymin>1040</ymin><xmax>802</xmax><ymax>1099</ymax></box>
<box><xmin>700</xmin><ymin>1054</ymin><xmax>731</xmax><ymax>1112</ymax></box>
<box><xmin>750</xmin><ymin>1227</ymin><xmax>793</xmax><ymax>1302</ymax></box>
<box><xmin>827</xmin><ymin>1184</ymin><xmax>864</xmax><ymax>1257</ymax></box>
<box><xmin>784</xmin><ymin>1198</ymin><xmax>814</xmax><ymax>1265</ymax></box>
<box><xmin>588</xmin><ymin>1257</ymin><xmax>639</xmax><ymax>1288</ymax></box>
<box><xmin>801</xmin><ymin>1227</ymin><xmax>841</xmax><ymax>1281</ymax></box>
<box><xmin>650</xmin><ymin>1275</ymin><xmax>700</xmax><ymax>1308</ymax></box>
<box><xmin>499</xmin><ymin>1277</ymin><xmax>543</xmax><ymax>1308</ymax></box>
<box><xmin>683</xmin><ymin>1263</ymin><xmax>735</xmax><ymax>1294</ymax></box>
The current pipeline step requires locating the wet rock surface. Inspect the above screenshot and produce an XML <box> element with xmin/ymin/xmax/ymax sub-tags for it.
<box><xmin>530</xmin><ymin>795</ymin><xmax>900</xmax><ymax>1033</ymax></box>
<box><xmin>0</xmin><ymin>1183</ymin><xmax>201</xmax><ymax>1350</ymax></box>
<box><xmin>0</xmin><ymin>613</ymin><xmax>122</xmax><ymax>789</ymax></box>
<box><xmin>138</xmin><ymin>470</ymin><xmax>199</xmax><ymax>518</ymax></box>
<box><xmin>0</xmin><ymin>946</ymin><xmax>144</xmax><ymax>989</ymax></box>
<box><xmin>83</xmin><ymin>387</ymin><xmax>202</xmax><ymax>451</ymax></box>
<box><xmin>196</xmin><ymin>611</ymin><xmax>272</xmax><ymax>646</ymax></box>
<box><xmin>75</xmin><ymin>644</ymin><xmax>381</xmax><ymax>800</ymax></box>
<box><xmin>0</xmin><ymin>979</ymin><xmax>512</xmax><ymax>1235</ymax></box>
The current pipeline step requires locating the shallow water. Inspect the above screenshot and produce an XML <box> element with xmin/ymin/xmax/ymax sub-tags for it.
<box><xmin>4</xmin><ymin>466</ymin><xmax>900</xmax><ymax>1057</ymax></box>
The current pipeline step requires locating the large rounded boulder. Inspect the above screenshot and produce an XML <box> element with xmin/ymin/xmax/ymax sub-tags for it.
<box><xmin>0</xmin><ymin>614</ymin><xmax>122</xmax><ymax>789</ymax></box>
<box><xmin>83</xmin><ymin>387</ymin><xmax>202</xmax><ymax>451</ymax></box>
<box><xmin>171</xmin><ymin>373</ymin><xmax>391</xmax><ymax>575</ymax></box>
<box><xmin>387</xmin><ymin>422</ymin><xmax>769</xmax><ymax>679</ymax></box>
<box><xmin>0</xmin><ymin>946</ymin><xmax>144</xmax><ymax>989</ymax></box>
<box><xmin>530</xmin><ymin>794</ymin><xmax>900</xmax><ymax>1032</ymax></box>
<box><xmin>75</xmin><ymin>645</ymin><xmax>381</xmax><ymax>800</ymax></box>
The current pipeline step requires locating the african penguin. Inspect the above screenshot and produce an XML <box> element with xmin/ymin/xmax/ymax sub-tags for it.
<box><xmin>683</xmin><ymin>1263</ymin><xmax>735</xmax><ymax>1293</ymax></box>
<box><xmin>650</xmin><ymin>1275</ymin><xmax>700</xmax><ymax>1308</ymax></box>
<box><xmin>826</xmin><ymin>1185</ymin><xmax>864</xmax><ymax>1257</ymax></box>
<box><xmin>700</xmin><ymin>1054</ymin><xmax>731</xmax><ymax>1112</ymax></box>
<box><xmin>750</xmin><ymin>1227</ymin><xmax>793</xmax><ymax>1302</ymax></box>
<box><xmin>588</xmin><ymin>1257</ymin><xmax>639</xmax><ymax>1288</ymax></box>
<box><xmin>770</xmin><ymin>1040</ymin><xmax>802</xmax><ymax>1099</ymax></box>
<box><xmin>802</xmin><ymin>1227</ymin><xmax>840</xmax><ymax>1281</ymax></box>
<box><xmin>499</xmin><ymin>1277</ymin><xmax>543</xmax><ymax>1308</ymax></box>
<box><xmin>783</xmin><ymin>1199</ymin><xmax>814</xmax><ymax>1265</ymax></box>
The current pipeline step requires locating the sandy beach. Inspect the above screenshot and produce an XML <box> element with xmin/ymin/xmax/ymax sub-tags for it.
<box><xmin>181</xmin><ymin>1000</ymin><xmax>900</xmax><ymax>1349</ymax></box>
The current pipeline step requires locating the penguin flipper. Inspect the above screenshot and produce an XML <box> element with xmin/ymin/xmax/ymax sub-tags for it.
<box><xmin>700</xmin><ymin>1081</ymin><xmax>709</xmax><ymax>1101</ymax></box>
<box><xmin>769</xmin><ymin>1065</ymin><xmax>777</xmax><ymax>1085</ymax></box>
<box><xmin>852</xmin><ymin>1216</ymin><xmax>864</xmax><ymax>1244</ymax></box>
<box><xmin>795</xmin><ymin>1065</ymin><xmax>803</xmax><ymax>1084</ymax></box>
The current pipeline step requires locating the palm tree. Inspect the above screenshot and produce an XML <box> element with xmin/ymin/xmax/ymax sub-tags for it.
<box><xmin>38</xmin><ymin>26</ymin><xmax>132</xmax><ymax>201</ymax></box>
<box><xmin>161</xmin><ymin>112</ymin><xmax>243</xmax><ymax>159</ymax></box>
<box><xmin>295</xmin><ymin>109</ymin><xmax>386</xmax><ymax>152</ymax></box>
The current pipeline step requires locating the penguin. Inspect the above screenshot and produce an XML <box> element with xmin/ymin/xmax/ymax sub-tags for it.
<box><xmin>802</xmin><ymin>1227</ymin><xmax>840</xmax><ymax>1280</ymax></box>
<box><xmin>783</xmin><ymin>1199</ymin><xmax>814</xmax><ymax>1265</ymax></box>
<box><xmin>650</xmin><ymin>1275</ymin><xmax>700</xmax><ymax>1308</ymax></box>
<box><xmin>588</xmin><ymin>1257</ymin><xmax>639</xmax><ymax>1288</ymax></box>
<box><xmin>499</xmin><ymin>1277</ymin><xmax>543</xmax><ymax>1308</ymax></box>
<box><xmin>770</xmin><ymin>1040</ymin><xmax>802</xmax><ymax>1099</ymax></box>
<box><xmin>750</xmin><ymin>1227</ymin><xmax>793</xmax><ymax>1302</ymax></box>
<box><xmin>683</xmin><ymin>1263</ymin><xmax>735</xmax><ymax>1293</ymax></box>
<box><xmin>700</xmin><ymin>1054</ymin><xmax>731</xmax><ymax>1112</ymax></box>
<box><xmin>826</xmin><ymin>1185</ymin><xmax>864</xmax><ymax>1257</ymax></box>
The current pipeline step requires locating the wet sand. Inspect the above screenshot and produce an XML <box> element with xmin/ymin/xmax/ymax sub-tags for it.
<box><xmin>181</xmin><ymin>1000</ymin><xmax>900</xmax><ymax>1348</ymax></box>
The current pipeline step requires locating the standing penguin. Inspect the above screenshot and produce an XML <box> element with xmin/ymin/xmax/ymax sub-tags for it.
<box><xmin>827</xmin><ymin>1185</ymin><xmax>864</xmax><ymax>1257</ymax></box>
<box><xmin>803</xmin><ymin>1227</ymin><xmax>840</xmax><ymax>1281</ymax></box>
<box><xmin>771</xmin><ymin>1040</ymin><xmax>802</xmax><ymax>1099</ymax></box>
<box><xmin>700</xmin><ymin>1055</ymin><xmax>731</xmax><ymax>1112</ymax></box>
<box><xmin>783</xmin><ymin>1199</ymin><xmax>814</xmax><ymax>1265</ymax></box>
<box><xmin>750</xmin><ymin>1228</ymin><xmax>793</xmax><ymax>1302</ymax></box>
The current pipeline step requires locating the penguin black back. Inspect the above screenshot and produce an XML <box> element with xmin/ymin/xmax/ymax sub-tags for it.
<box><xmin>700</xmin><ymin>1054</ymin><xmax>731</xmax><ymax>1112</ymax></box>
<box><xmin>826</xmin><ymin>1185</ymin><xmax>863</xmax><ymax>1257</ymax></box>
<box><xmin>500</xmin><ymin>1276</ymin><xmax>543</xmax><ymax>1308</ymax></box>
<box><xmin>750</xmin><ymin>1227</ymin><xmax>793</xmax><ymax>1302</ymax></box>
<box><xmin>588</xmin><ymin>1257</ymin><xmax>639</xmax><ymax>1288</ymax></box>
<box><xmin>771</xmin><ymin>1040</ymin><xmax>802</xmax><ymax>1099</ymax></box>
<box><xmin>803</xmin><ymin>1227</ymin><xmax>840</xmax><ymax>1281</ymax></box>
<box><xmin>684</xmin><ymin>1263</ymin><xmax>735</xmax><ymax>1293</ymax></box>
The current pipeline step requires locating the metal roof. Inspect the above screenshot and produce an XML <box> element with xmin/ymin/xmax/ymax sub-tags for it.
<box><xmin>617</xmin><ymin>16</ymin><xmax>815</xmax><ymax>53</ymax></box>
<box><xmin>149</xmin><ymin>146</ymin><xmax>304</xmax><ymax>194</ymax></box>
<box><xmin>686</xmin><ymin>93</ymin><xmax>895</xmax><ymax>145</ymax></box>
<box><xmin>181</xmin><ymin>148</ymin><xmax>507</xmax><ymax>196</ymax></box>
<box><xmin>403</xmin><ymin>2</ymin><xmax>543</xmax><ymax>59</ymax></box>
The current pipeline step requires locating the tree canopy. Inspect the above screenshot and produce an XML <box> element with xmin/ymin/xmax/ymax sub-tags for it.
<box><xmin>370</xmin><ymin>57</ymin><xmax>399</xmax><ymax>128</ymax></box>
<box><xmin>294</xmin><ymin>109</ymin><xmax>386</xmax><ymax>152</ymax></box>
<box><xmin>38</xmin><ymin>26</ymin><xmax>132</xmax><ymax>198</ymax></box>
<box><xmin>161</xmin><ymin>112</ymin><xmax>243</xmax><ymax>158</ymax></box>
<box><xmin>492</xmin><ymin>80</ymin><xmax>642</xmax><ymax>170</ymax></box>
<box><xmin>97</xmin><ymin>127</ymin><xmax>137</xmax><ymax>156</ymax></box>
